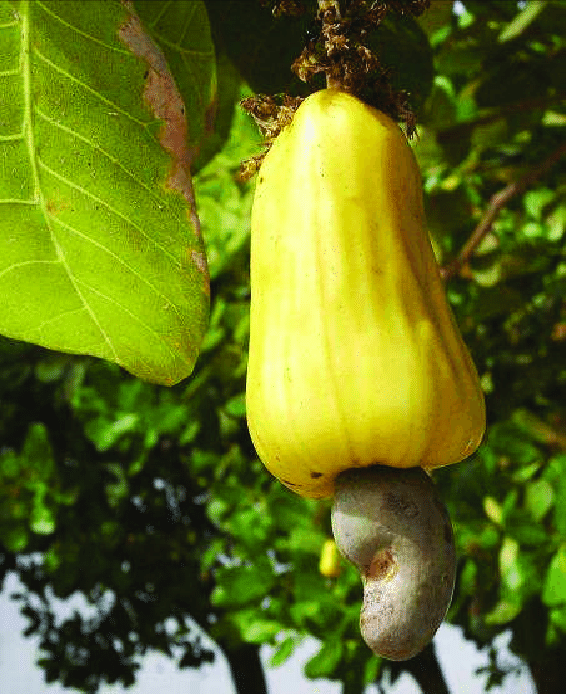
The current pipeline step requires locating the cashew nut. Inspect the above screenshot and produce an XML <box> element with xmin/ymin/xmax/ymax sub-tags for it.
<box><xmin>331</xmin><ymin>466</ymin><xmax>456</xmax><ymax>660</ymax></box>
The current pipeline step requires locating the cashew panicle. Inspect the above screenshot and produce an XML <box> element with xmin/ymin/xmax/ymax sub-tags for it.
<box><xmin>331</xmin><ymin>466</ymin><xmax>456</xmax><ymax>661</ymax></box>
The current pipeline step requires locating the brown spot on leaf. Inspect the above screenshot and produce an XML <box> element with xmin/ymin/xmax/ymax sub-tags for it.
<box><xmin>46</xmin><ymin>198</ymin><xmax>71</xmax><ymax>216</ymax></box>
<box><xmin>310</xmin><ymin>471</ymin><xmax>323</xmax><ymax>479</ymax></box>
<box><xmin>191</xmin><ymin>249</ymin><xmax>208</xmax><ymax>280</ymax></box>
<box><xmin>117</xmin><ymin>1</ymin><xmax>208</xmax><ymax>280</ymax></box>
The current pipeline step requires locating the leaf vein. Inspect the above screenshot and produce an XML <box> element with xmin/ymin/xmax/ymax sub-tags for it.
<box><xmin>35</xmin><ymin>0</ymin><xmax>131</xmax><ymax>55</ymax></box>
<box><xmin>150</xmin><ymin>31</ymin><xmax>214</xmax><ymax>59</ymax></box>
<box><xmin>37</xmin><ymin>158</ymin><xmax>184</xmax><ymax>268</ymax></box>
<box><xmin>32</xmin><ymin>46</ymin><xmax>147</xmax><ymax>129</ymax></box>
<box><xmin>179</xmin><ymin>3</ymin><xmax>198</xmax><ymax>45</ymax></box>
<box><xmin>148</xmin><ymin>0</ymin><xmax>173</xmax><ymax>29</ymax></box>
<box><xmin>0</xmin><ymin>198</ymin><xmax>39</xmax><ymax>204</ymax></box>
<box><xmin>35</xmin><ymin>306</ymin><xmax>88</xmax><ymax>332</ymax></box>
<box><xmin>35</xmin><ymin>107</ymin><xmax>174</xmax><ymax>212</ymax></box>
<box><xmin>74</xmin><ymin>278</ymin><xmax>188</xmax><ymax>364</ymax></box>
<box><xmin>0</xmin><ymin>259</ymin><xmax>62</xmax><ymax>280</ymax></box>
<box><xmin>48</xmin><ymin>214</ymin><xmax>183</xmax><ymax>323</ymax></box>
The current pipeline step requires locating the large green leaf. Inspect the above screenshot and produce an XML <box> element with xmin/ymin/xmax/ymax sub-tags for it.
<box><xmin>367</xmin><ymin>15</ymin><xmax>434</xmax><ymax>116</ymax></box>
<box><xmin>0</xmin><ymin>0</ymin><xmax>211</xmax><ymax>384</ymax></box>
<box><xmin>204</xmin><ymin>0</ymin><xmax>312</xmax><ymax>95</ymax></box>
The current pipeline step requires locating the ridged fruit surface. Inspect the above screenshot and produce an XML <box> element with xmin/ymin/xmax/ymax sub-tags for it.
<box><xmin>246</xmin><ymin>88</ymin><xmax>485</xmax><ymax>499</ymax></box>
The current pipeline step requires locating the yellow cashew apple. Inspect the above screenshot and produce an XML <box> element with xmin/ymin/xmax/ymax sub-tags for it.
<box><xmin>246</xmin><ymin>88</ymin><xmax>485</xmax><ymax>500</ymax></box>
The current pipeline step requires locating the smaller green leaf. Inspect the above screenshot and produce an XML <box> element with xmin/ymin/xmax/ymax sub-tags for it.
<box><xmin>484</xmin><ymin>496</ymin><xmax>503</xmax><ymax>525</ymax></box>
<box><xmin>525</xmin><ymin>479</ymin><xmax>553</xmax><ymax>522</ymax></box>
<box><xmin>1</xmin><ymin>526</ymin><xmax>29</xmax><ymax>552</ymax></box>
<box><xmin>284</xmin><ymin>526</ymin><xmax>326</xmax><ymax>554</ymax></box>
<box><xmin>498</xmin><ymin>0</ymin><xmax>547</xmax><ymax>42</ymax></box>
<box><xmin>500</xmin><ymin>537</ymin><xmax>522</xmax><ymax>592</ymax></box>
<box><xmin>304</xmin><ymin>640</ymin><xmax>343</xmax><ymax>679</ymax></box>
<box><xmin>224</xmin><ymin>608</ymin><xmax>282</xmax><ymax>645</ymax></box>
<box><xmin>206</xmin><ymin>497</ymin><xmax>231</xmax><ymax>524</ymax></box>
<box><xmin>212</xmin><ymin>561</ymin><xmax>275</xmax><ymax>607</ymax></box>
<box><xmin>553</xmin><ymin>463</ymin><xmax>566</xmax><ymax>537</ymax></box>
<box><xmin>364</xmin><ymin>656</ymin><xmax>381</xmax><ymax>685</ymax></box>
<box><xmin>34</xmin><ymin>356</ymin><xmax>68</xmax><ymax>383</ymax></box>
<box><xmin>460</xmin><ymin>559</ymin><xmax>478</xmax><ymax>594</ymax></box>
<box><xmin>0</xmin><ymin>450</ymin><xmax>20</xmax><ymax>478</ymax></box>
<box><xmin>201</xmin><ymin>538</ymin><xmax>225</xmax><ymax>572</ymax></box>
<box><xmin>270</xmin><ymin>636</ymin><xmax>298</xmax><ymax>667</ymax></box>
<box><xmin>543</xmin><ymin>545</ymin><xmax>566</xmax><ymax>607</ymax></box>
<box><xmin>31</xmin><ymin>505</ymin><xmax>55</xmax><ymax>535</ymax></box>
<box><xmin>477</xmin><ymin>526</ymin><xmax>500</xmax><ymax>549</ymax></box>
<box><xmin>547</xmin><ymin>204</ymin><xmax>566</xmax><ymax>241</ymax></box>
<box><xmin>512</xmin><ymin>462</ymin><xmax>540</xmax><ymax>483</ymax></box>
<box><xmin>192</xmin><ymin>449</ymin><xmax>220</xmax><ymax>474</ymax></box>
<box><xmin>549</xmin><ymin>605</ymin><xmax>566</xmax><ymax>634</ymax></box>
<box><xmin>471</xmin><ymin>118</ymin><xmax>508</xmax><ymax>151</ymax></box>
<box><xmin>85</xmin><ymin>414</ymin><xmax>139</xmax><ymax>452</ymax></box>
<box><xmin>224</xmin><ymin>393</ymin><xmax>246</xmax><ymax>418</ymax></box>
<box><xmin>484</xmin><ymin>599</ymin><xmax>522</xmax><ymax>625</ymax></box>
<box><xmin>510</xmin><ymin>523</ymin><xmax>552</xmax><ymax>547</ymax></box>
<box><xmin>289</xmin><ymin>601</ymin><xmax>322</xmax><ymax>625</ymax></box>
<box><xmin>179</xmin><ymin>421</ymin><xmax>200</xmax><ymax>445</ymax></box>
<box><xmin>502</xmin><ymin>489</ymin><xmax>519</xmax><ymax>522</ymax></box>
<box><xmin>44</xmin><ymin>546</ymin><xmax>61</xmax><ymax>573</ymax></box>
<box><xmin>240</xmin><ymin>618</ymin><xmax>281</xmax><ymax>644</ymax></box>
<box><xmin>524</xmin><ymin>187</ymin><xmax>555</xmax><ymax>221</ymax></box>
<box><xmin>105</xmin><ymin>464</ymin><xmax>129</xmax><ymax>508</ymax></box>
<box><xmin>22</xmin><ymin>423</ymin><xmax>54</xmax><ymax>473</ymax></box>
<box><xmin>487</xmin><ymin>421</ymin><xmax>542</xmax><ymax>465</ymax></box>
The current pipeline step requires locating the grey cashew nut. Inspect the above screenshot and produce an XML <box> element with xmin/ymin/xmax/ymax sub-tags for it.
<box><xmin>331</xmin><ymin>466</ymin><xmax>456</xmax><ymax>661</ymax></box>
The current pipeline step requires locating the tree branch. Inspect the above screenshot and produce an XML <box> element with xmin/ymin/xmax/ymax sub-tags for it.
<box><xmin>222</xmin><ymin>642</ymin><xmax>268</xmax><ymax>694</ymax></box>
<box><xmin>386</xmin><ymin>641</ymin><xmax>450</xmax><ymax>694</ymax></box>
<box><xmin>440</xmin><ymin>138</ymin><xmax>566</xmax><ymax>281</ymax></box>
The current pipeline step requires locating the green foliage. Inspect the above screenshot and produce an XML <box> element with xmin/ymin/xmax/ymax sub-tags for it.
<box><xmin>0</xmin><ymin>422</ymin><xmax>77</xmax><ymax>551</ymax></box>
<box><xmin>445</xmin><ymin>418</ymin><xmax>566</xmax><ymax>634</ymax></box>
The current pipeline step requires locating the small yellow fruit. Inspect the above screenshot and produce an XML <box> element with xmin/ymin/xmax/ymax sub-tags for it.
<box><xmin>319</xmin><ymin>539</ymin><xmax>342</xmax><ymax>578</ymax></box>
<box><xmin>246</xmin><ymin>88</ymin><xmax>485</xmax><ymax>499</ymax></box>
